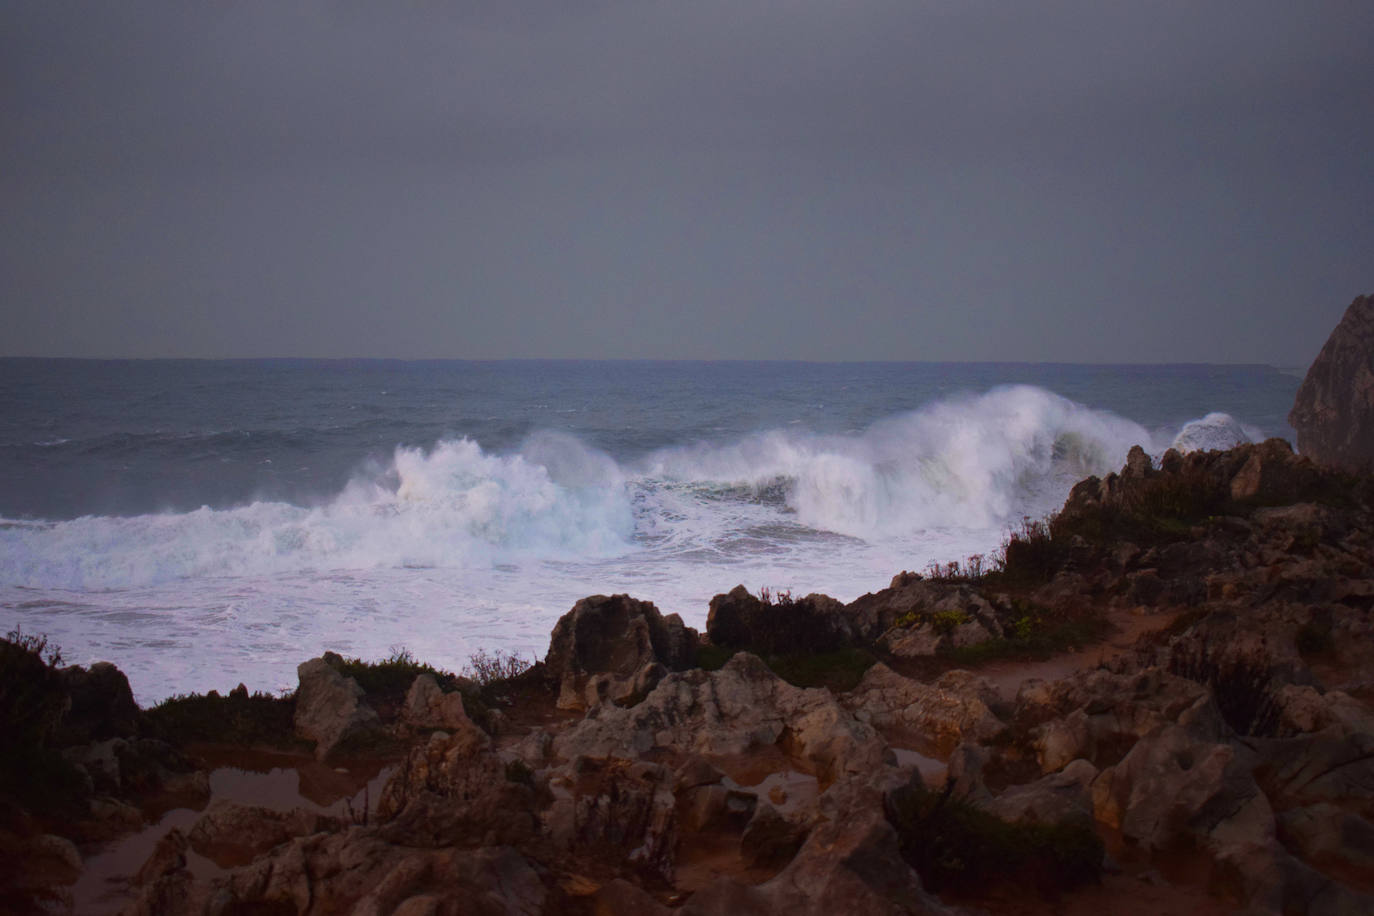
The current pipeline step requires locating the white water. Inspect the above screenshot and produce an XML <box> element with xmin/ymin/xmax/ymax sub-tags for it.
<box><xmin>0</xmin><ymin>386</ymin><xmax>1257</xmax><ymax>703</ymax></box>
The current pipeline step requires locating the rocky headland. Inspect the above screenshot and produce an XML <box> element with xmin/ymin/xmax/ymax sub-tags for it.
<box><xmin>5</xmin><ymin>297</ymin><xmax>1374</xmax><ymax>915</ymax></box>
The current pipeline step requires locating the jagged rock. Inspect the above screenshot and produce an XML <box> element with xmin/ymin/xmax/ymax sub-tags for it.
<box><xmin>376</xmin><ymin>728</ymin><xmax>537</xmax><ymax>848</ymax></box>
<box><xmin>176</xmin><ymin>832</ymin><xmax>548</xmax><ymax>916</ymax></box>
<box><xmin>682</xmin><ymin>809</ymin><xmax>949</xmax><ymax>915</ymax></box>
<box><xmin>1092</xmin><ymin>723</ymin><xmax>1273</xmax><ymax>853</ymax></box>
<box><xmin>552</xmin><ymin>653</ymin><xmax>888</xmax><ymax>786</ymax></box>
<box><xmin>1290</xmin><ymin>293</ymin><xmax>1374</xmax><ymax>470</ymax></box>
<box><xmin>1020</xmin><ymin>666</ymin><xmax>1212</xmax><ymax>772</ymax></box>
<box><xmin>706</xmin><ymin>585</ymin><xmax>857</xmax><ymax>655</ymax></box>
<box><xmin>544</xmin><ymin>594</ymin><xmax>697</xmax><ymax>712</ymax></box>
<box><xmin>985</xmin><ymin>758</ymin><xmax>1097</xmax><ymax>826</ymax></box>
<box><xmin>1274</xmin><ymin>684</ymin><xmax>1374</xmax><ymax>735</ymax></box>
<box><xmin>133</xmin><ymin>827</ymin><xmax>189</xmax><ymax>888</ymax></box>
<box><xmin>1254</xmin><ymin>726</ymin><xmax>1374</xmax><ymax>818</ymax></box>
<box><xmin>842</xmin><ymin>663</ymin><xmax>1003</xmax><ymax>754</ymax></box>
<box><xmin>1277</xmin><ymin>802</ymin><xmax>1374</xmax><ymax>874</ymax></box>
<box><xmin>188</xmin><ymin>799</ymin><xmax>337</xmax><ymax>867</ymax></box>
<box><xmin>293</xmin><ymin>656</ymin><xmax>383</xmax><ymax>760</ymax></box>
<box><xmin>402</xmin><ymin>673</ymin><xmax>473</xmax><ymax>732</ymax></box>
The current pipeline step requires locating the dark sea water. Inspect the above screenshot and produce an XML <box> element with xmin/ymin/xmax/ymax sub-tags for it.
<box><xmin>0</xmin><ymin>359</ymin><xmax>1300</xmax><ymax>702</ymax></box>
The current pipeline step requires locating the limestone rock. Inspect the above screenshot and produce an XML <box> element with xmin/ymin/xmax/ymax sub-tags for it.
<box><xmin>553</xmin><ymin>653</ymin><xmax>888</xmax><ymax>785</ymax></box>
<box><xmin>376</xmin><ymin>727</ymin><xmax>537</xmax><ymax>849</ymax></box>
<box><xmin>842</xmin><ymin>663</ymin><xmax>1003</xmax><ymax>754</ymax></box>
<box><xmin>293</xmin><ymin>656</ymin><xmax>382</xmax><ymax>760</ymax></box>
<box><xmin>402</xmin><ymin>673</ymin><xmax>473</xmax><ymax>733</ymax></box>
<box><xmin>1290</xmin><ymin>293</ymin><xmax>1374</xmax><ymax>470</ymax></box>
<box><xmin>188</xmin><ymin>799</ymin><xmax>336</xmax><ymax>867</ymax></box>
<box><xmin>544</xmin><ymin>594</ymin><xmax>697</xmax><ymax>711</ymax></box>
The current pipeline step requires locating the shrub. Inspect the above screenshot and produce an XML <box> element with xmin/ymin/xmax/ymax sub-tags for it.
<box><xmin>146</xmin><ymin>688</ymin><xmax>301</xmax><ymax>749</ymax></box>
<box><xmin>461</xmin><ymin>648</ymin><xmax>533</xmax><ymax>687</ymax></box>
<box><xmin>1167</xmin><ymin>641</ymin><xmax>1283</xmax><ymax>738</ymax></box>
<box><xmin>884</xmin><ymin>781</ymin><xmax>1103</xmax><ymax>897</ymax></box>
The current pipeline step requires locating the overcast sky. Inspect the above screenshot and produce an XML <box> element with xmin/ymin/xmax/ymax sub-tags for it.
<box><xmin>3</xmin><ymin>1</ymin><xmax>1370</xmax><ymax>364</ymax></box>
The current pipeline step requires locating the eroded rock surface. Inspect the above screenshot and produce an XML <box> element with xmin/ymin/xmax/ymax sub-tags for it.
<box><xmin>1290</xmin><ymin>293</ymin><xmax>1374</xmax><ymax>470</ymax></box>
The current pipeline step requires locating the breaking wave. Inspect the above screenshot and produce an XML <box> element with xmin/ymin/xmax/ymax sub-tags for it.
<box><xmin>1</xmin><ymin>386</ymin><xmax>1261</xmax><ymax>589</ymax></box>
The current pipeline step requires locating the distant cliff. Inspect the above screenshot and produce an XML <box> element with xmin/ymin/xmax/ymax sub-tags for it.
<box><xmin>1290</xmin><ymin>293</ymin><xmax>1374</xmax><ymax>471</ymax></box>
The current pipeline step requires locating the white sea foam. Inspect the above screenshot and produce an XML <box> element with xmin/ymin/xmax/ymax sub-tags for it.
<box><xmin>1</xmin><ymin>435</ymin><xmax>635</xmax><ymax>589</ymax></box>
<box><xmin>0</xmin><ymin>386</ymin><xmax>1261</xmax><ymax>703</ymax></box>
<box><xmin>1170</xmin><ymin>412</ymin><xmax>1262</xmax><ymax>454</ymax></box>
<box><xmin>642</xmin><ymin>385</ymin><xmax>1154</xmax><ymax>537</ymax></box>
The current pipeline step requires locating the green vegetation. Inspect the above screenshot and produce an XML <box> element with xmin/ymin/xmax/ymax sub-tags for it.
<box><xmin>885</xmin><ymin>782</ymin><xmax>1103</xmax><ymax>897</ymax></box>
<box><xmin>145</xmin><ymin>688</ymin><xmax>302</xmax><ymax>750</ymax></box>
<box><xmin>764</xmin><ymin>647</ymin><xmax>876</xmax><ymax>691</ymax></box>
<box><xmin>0</xmin><ymin>629</ymin><xmax>91</xmax><ymax>820</ymax></box>
<box><xmin>694</xmin><ymin>643</ymin><xmax>875</xmax><ymax>691</ymax></box>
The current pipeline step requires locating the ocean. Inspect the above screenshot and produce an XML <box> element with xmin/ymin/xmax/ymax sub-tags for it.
<box><xmin>0</xmin><ymin>359</ymin><xmax>1301</xmax><ymax>704</ymax></box>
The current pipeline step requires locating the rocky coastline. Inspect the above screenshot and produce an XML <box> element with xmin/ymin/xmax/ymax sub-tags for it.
<box><xmin>3</xmin><ymin>434</ymin><xmax>1373</xmax><ymax>915</ymax></box>
<box><xmin>5</xmin><ymin>296</ymin><xmax>1374</xmax><ymax>915</ymax></box>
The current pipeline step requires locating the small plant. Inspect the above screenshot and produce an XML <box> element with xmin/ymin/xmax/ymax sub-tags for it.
<box><xmin>931</xmin><ymin>609</ymin><xmax>970</xmax><ymax>636</ymax></box>
<box><xmin>1167</xmin><ymin>641</ymin><xmax>1283</xmax><ymax>738</ymax></box>
<box><xmin>757</xmin><ymin>586</ymin><xmax>795</xmax><ymax>606</ymax></box>
<box><xmin>462</xmin><ymin>648</ymin><xmax>533</xmax><ymax>686</ymax></box>
<box><xmin>884</xmin><ymin>781</ymin><xmax>1103</xmax><ymax>896</ymax></box>
<box><xmin>5</xmin><ymin>626</ymin><xmax>63</xmax><ymax>668</ymax></box>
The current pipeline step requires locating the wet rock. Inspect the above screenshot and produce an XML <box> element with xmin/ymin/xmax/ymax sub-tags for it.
<box><xmin>294</xmin><ymin>656</ymin><xmax>383</xmax><ymax>760</ymax></box>
<box><xmin>544</xmin><ymin>594</ymin><xmax>697</xmax><ymax>712</ymax></box>
<box><xmin>1290</xmin><ymin>293</ymin><xmax>1374</xmax><ymax>470</ymax></box>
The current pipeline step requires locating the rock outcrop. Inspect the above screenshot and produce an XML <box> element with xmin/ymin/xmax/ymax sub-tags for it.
<box><xmin>544</xmin><ymin>593</ymin><xmax>697</xmax><ymax>711</ymax></box>
<box><xmin>1290</xmin><ymin>293</ymin><xmax>1374</xmax><ymax>470</ymax></box>
<box><xmin>293</xmin><ymin>655</ymin><xmax>383</xmax><ymax>759</ymax></box>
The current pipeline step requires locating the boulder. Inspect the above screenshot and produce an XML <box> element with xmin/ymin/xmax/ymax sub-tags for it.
<box><xmin>57</xmin><ymin>661</ymin><xmax>142</xmax><ymax>744</ymax></box>
<box><xmin>544</xmin><ymin>594</ymin><xmax>697</xmax><ymax>711</ymax></box>
<box><xmin>1092</xmin><ymin>724</ymin><xmax>1274</xmax><ymax>854</ymax></box>
<box><xmin>402</xmin><ymin>673</ymin><xmax>473</xmax><ymax>733</ymax></box>
<box><xmin>1290</xmin><ymin>293</ymin><xmax>1374</xmax><ymax>470</ymax></box>
<box><xmin>293</xmin><ymin>656</ymin><xmax>383</xmax><ymax>760</ymax></box>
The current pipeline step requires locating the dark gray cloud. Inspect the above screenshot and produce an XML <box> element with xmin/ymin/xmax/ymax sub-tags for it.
<box><xmin>3</xmin><ymin>1</ymin><xmax>1371</xmax><ymax>362</ymax></box>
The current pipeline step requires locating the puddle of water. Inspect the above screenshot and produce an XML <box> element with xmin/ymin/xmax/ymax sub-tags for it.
<box><xmin>71</xmin><ymin>762</ymin><xmax>395</xmax><ymax>915</ymax></box>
